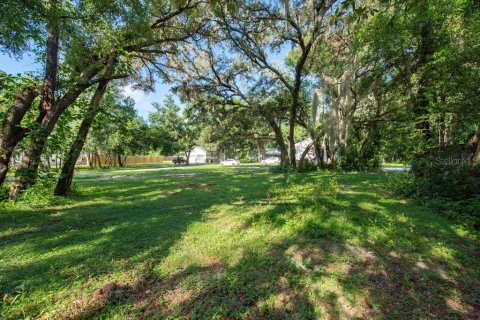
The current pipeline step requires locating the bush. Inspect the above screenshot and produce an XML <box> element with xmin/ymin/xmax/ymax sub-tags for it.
<box><xmin>336</xmin><ymin>145</ymin><xmax>383</xmax><ymax>172</ymax></box>
<box><xmin>297</xmin><ymin>160</ymin><xmax>318</xmax><ymax>172</ymax></box>
<box><xmin>385</xmin><ymin>171</ymin><xmax>417</xmax><ymax>198</ymax></box>
<box><xmin>2</xmin><ymin>170</ymin><xmax>69</xmax><ymax>208</ymax></box>
<box><xmin>15</xmin><ymin>171</ymin><xmax>58</xmax><ymax>207</ymax></box>
<box><xmin>411</xmin><ymin>151</ymin><xmax>477</xmax><ymax>200</ymax></box>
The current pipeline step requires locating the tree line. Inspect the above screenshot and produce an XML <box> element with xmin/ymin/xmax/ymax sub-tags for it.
<box><xmin>0</xmin><ymin>0</ymin><xmax>479</xmax><ymax>199</ymax></box>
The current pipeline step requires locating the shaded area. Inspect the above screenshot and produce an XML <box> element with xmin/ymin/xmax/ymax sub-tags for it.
<box><xmin>0</xmin><ymin>169</ymin><xmax>479</xmax><ymax>319</ymax></box>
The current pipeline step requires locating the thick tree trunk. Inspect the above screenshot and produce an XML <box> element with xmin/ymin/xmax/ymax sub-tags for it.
<box><xmin>8</xmin><ymin>2</ymin><xmax>60</xmax><ymax>198</ymax></box>
<box><xmin>185</xmin><ymin>149</ymin><xmax>192</xmax><ymax>165</ymax></box>
<box><xmin>9</xmin><ymin>59</ymin><xmax>106</xmax><ymax>198</ymax></box>
<box><xmin>414</xmin><ymin>0</ymin><xmax>434</xmax><ymax>141</ymax></box>
<box><xmin>117</xmin><ymin>154</ymin><xmax>124</xmax><ymax>167</ymax></box>
<box><xmin>266</xmin><ymin>117</ymin><xmax>288</xmax><ymax>166</ymax></box>
<box><xmin>9</xmin><ymin>84</ymin><xmax>94</xmax><ymax>198</ymax></box>
<box><xmin>38</xmin><ymin>9</ymin><xmax>58</xmax><ymax>122</ymax></box>
<box><xmin>54</xmin><ymin>81</ymin><xmax>109</xmax><ymax>196</ymax></box>
<box><xmin>0</xmin><ymin>86</ymin><xmax>39</xmax><ymax>186</ymax></box>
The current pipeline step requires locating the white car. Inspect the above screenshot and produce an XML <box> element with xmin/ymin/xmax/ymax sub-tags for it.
<box><xmin>220</xmin><ymin>159</ymin><xmax>240</xmax><ymax>166</ymax></box>
<box><xmin>261</xmin><ymin>157</ymin><xmax>280</xmax><ymax>165</ymax></box>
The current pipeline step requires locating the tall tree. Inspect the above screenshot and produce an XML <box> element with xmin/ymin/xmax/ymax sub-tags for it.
<box><xmin>215</xmin><ymin>0</ymin><xmax>339</xmax><ymax>167</ymax></box>
<box><xmin>9</xmin><ymin>0</ymin><xmax>205</xmax><ymax>197</ymax></box>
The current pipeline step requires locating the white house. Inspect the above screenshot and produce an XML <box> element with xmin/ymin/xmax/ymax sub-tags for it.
<box><xmin>188</xmin><ymin>146</ymin><xmax>207</xmax><ymax>164</ymax></box>
<box><xmin>295</xmin><ymin>138</ymin><xmax>317</xmax><ymax>162</ymax></box>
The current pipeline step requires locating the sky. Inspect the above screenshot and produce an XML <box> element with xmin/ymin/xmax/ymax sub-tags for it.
<box><xmin>0</xmin><ymin>46</ymin><xmax>289</xmax><ymax>120</ymax></box>
<box><xmin>0</xmin><ymin>53</ymin><xmax>176</xmax><ymax>119</ymax></box>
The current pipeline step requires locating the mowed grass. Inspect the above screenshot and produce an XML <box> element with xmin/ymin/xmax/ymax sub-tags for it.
<box><xmin>0</xmin><ymin>165</ymin><xmax>479</xmax><ymax>319</ymax></box>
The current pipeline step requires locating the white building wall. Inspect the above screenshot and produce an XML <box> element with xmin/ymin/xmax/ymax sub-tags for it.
<box><xmin>295</xmin><ymin>139</ymin><xmax>317</xmax><ymax>161</ymax></box>
<box><xmin>188</xmin><ymin>147</ymin><xmax>207</xmax><ymax>164</ymax></box>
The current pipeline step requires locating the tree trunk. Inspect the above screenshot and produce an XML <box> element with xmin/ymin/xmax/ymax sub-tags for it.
<box><xmin>288</xmin><ymin>101</ymin><xmax>297</xmax><ymax>168</ymax></box>
<box><xmin>54</xmin><ymin>81</ymin><xmax>109</xmax><ymax>196</ymax></box>
<box><xmin>414</xmin><ymin>0</ymin><xmax>434</xmax><ymax>141</ymax></box>
<box><xmin>8</xmin><ymin>6</ymin><xmax>59</xmax><ymax>198</ymax></box>
<box><xmin>0</xmin><ymin>86</ymin><xmax>39</xmax><ymax>186</ymax></box>
<box><xmin>298</xmin><ymin>140</ymin><xmax>314</xmax><ymax>171</ymax></box>
<box><xmin>86</xmin><ymin>153</ymin><xmax>92</xmax><ymax>168</ymax></box>
<box><xmin>117</xmin><ymin>154</ymin><xmax>124</xmax><ymax>167</ymax></box>
<box><xmin>469</xmin><ymin>129</ymin><xmax>480</xmax><ymax>166</ymax></box>
<box><xmin>255</xmin><ymin>139</ymin><xmax>263</xmax><ymax>162</ymax></box>
<box><xmin>95</xmin><ymin>149</ymin><xmax>102</xmax><ymax>168</ymax></box>
<box><xmin>10</xmin><ymin>89</ymin><xmax>86</xmax><ymax>198</ymax></box>
<box><xmin>9</xmin><ymin>61</ymin><xmax>106</xmax><ymax>198</ymax></box>
<box><xmin>37</xmin><ymin>3</ymin><xmax>59</xmax><ymax>122</ymax></box>
<box><xmin>185</xmin><ymin>149</ymin><xmax>192</xmax><ymax>165</ymax></box>
<box><xmin>266</xmin><ymin>117</ymin><xmax>288</xmax><ymax>166</ymax></box>
<box><xmin>324</xmin><ymin>136</ymin><xmax>334</xmax><ymax>168</ymax></box>
<box><xmin>313</xmin><ymin>135</ymin><xmax>324</xmax><ymax>167</ymax></box>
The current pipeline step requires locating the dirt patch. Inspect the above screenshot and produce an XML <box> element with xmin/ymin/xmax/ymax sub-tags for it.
<box><xmin>157</xmin><ymin>190</ymin><xmax>179</xmax><ymax>195</ymax></box>
<box><xmin>345</xmin><ymin>243</ymin><xmax>378</xmax><ymax>261</ymax></box>
<box><xmin>163</xmin><ymin>173</ymin><xmax>198</xmax><ymax>177</ymax></box>
<box><xmin>273</xmin><ymin>291</ymin><xmax>302</xmax><ymax>311</ymax></box>
<box><xmin>81</xmin><ymin>174</ymin><xmax>147</xmax><ymax>181</ymax></box>
<box><xmin>286</xmin><ymin>244</ymin><xmax>326</xmax><ymax>271</ymax></box>
<box><xmin>178</xmin><ymin>182</ymin><xmax>217</xmax><ymax>188</ymax></box>
<box><xmin>93</xmin><ymin>282</ymin><xmax>118</xmax><ymax>301</ymax></box>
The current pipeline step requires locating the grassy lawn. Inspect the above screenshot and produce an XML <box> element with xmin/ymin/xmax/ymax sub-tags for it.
<box><xmin>0</xmin><ymin>166</ymin><xmax>479</xmax><ymax>319</ymax></box>
<box><xmin>71</xmin><ymin>163</ymin><xmax>176</xmax><ymax>172</ymax></box>
<box><xmin>382</xmin><ymin>163</ymin><xmax>407</xmax><ymax>168</ymax></box>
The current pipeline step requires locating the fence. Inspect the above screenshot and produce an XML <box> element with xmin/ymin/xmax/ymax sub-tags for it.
<box><xmin>77</xmin><ymin>155</ymin><xmax>171</xmax><ymax>167</ymax></box>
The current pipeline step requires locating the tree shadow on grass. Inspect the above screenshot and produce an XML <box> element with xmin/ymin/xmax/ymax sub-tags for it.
<box><xmin>0</xmin><ymin>169</ymin><xmax>280</xmax><ymax>319</ymax></box>
<box><xmin>70</xmin><ymin>172</ymin><xmax>479</xmax><ymax>319</ymax></box>
<box><xmin>236</xmin><ymin>173</ymin><xmax>480</xmax><ymax>319</ymax></box>
<box><xmin>1</xmin><ymin>170</ymin><xmax>479</xmax><ymax>319</ymax></box>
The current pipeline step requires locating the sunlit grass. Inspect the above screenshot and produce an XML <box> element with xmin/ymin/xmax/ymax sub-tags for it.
<box><xmin>0</xmin><ymin>167</ymin><xmax>478</xmax><ymax>319</ymax></box>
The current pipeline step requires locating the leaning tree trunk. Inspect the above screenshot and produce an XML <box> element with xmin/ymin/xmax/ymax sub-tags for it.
<box><xmin>9</xmin><ymin>81</ymin><xmax>98</xmax><ymax>198</ymax></box>
<box><xmin>298</xmin><ymin>140</ymin><xmax>314</xmax><ymax>171</ymax></box>
<box><xmin>54</xmin><ymin>80</ymin><xmax>109</xmax><ymax>196</ymax></box>
<box><xmin>0</xmin><ymin>86</ymin><xmax>39</xmax><ymax>186</ymax></box>
<box><xmin>9</xmin><ymin>58</ymin><xmax>105</xmax><ymax>198</ymax></box>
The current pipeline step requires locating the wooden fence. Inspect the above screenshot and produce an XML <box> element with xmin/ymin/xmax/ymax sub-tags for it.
<box><xmin>77</xmin><ymin>155</ymin><xmax>171</xmax><ymax>167</ymax></box>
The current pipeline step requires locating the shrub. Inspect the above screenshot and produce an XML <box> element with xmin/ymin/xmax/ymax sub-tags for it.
<box><xmin>411</xmin><ymin>150</ymin><xmax>477</xmax><ymax>200</ymax></box>
<box><xmin>297</xmin><ymin>160</ymin><xmax>318</xmax><ymax>173</ymax></box>
<box><xmin>3</xmin><ymin>170</ymin><xmax>69</xmax><ymax>208</ymax></box>
<box><xmin>385</xmin><ymin>171</ymin><xmax>417</xmax><ymax>198</ymax></box>
<box><xmin>325</xmin><ymin>177</ymin><xmax>340</xmax><ymax>198</ymax></box>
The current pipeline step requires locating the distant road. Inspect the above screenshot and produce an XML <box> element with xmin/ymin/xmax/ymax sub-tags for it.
<box><xmin>382</xmin><ymin>166</ymin><xmax>410</xmax><ymax>172</ymax></box>
<box><xmin>76</xmin><ymin>164</ymin><xmax>269</xmax><ymax>176</ymax></box>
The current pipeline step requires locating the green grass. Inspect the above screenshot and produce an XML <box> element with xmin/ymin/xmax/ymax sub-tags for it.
<box><xmin>0</xmin><ymin>166</ymin><xmax>479</xmax><ymax>319</ymax></box>
<box><xmin>73</xmin><ymin>162</ymin><xmax>175</xmax><ymax>171</ymax></box>
<box><xmin>382</xmin><ymin>162</ymin><xmax>408</xmax><ymax>168</ymax></box>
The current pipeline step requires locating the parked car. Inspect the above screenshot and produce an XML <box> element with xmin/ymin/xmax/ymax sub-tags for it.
<box><xmin>220</xmin><ymin>159</ymin><xmax>240</xmax><ymax>166</ymax></box>
<box><xmin>261</xmin><ymin>157</ymin><xmax>280</xmax><ymax>165</ymax></box>
<box><xmin>172</xmin><ymin>156</ymin><xmax>187</xmax><ymax>164</ymax></box>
